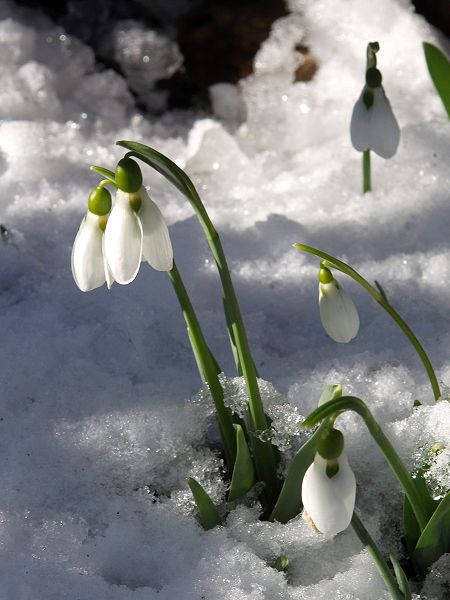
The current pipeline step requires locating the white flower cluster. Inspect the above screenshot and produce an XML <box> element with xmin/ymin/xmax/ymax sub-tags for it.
<box><xmin>71</xmin><ymin>160</ymin><xmax>173</xmax><ymax>292</ymax></box>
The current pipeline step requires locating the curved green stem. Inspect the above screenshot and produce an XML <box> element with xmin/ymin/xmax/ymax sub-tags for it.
<box><xmin>363</xmin><ymin>149</ymin><xmax>371</xmax><ymax>193</ymax></box>
<box><xmin>293</xmin><ymin>244</ymin><xmax>441</xmax><ymax>401</ymax></box>
<box><xmin>302</xmin><ymin>396</ymin><xmax>430</xmax><ymax>531</ymax></box>
<box><xmin>116</xmin><ymin>142</ymin><xmax>278</xmax><ymax>508</ymax></box>
<box><xmin>168</xmin><ymin>262</ymin><xmax>236</xmax><ymax>468</ymax></box>
<box><xmin>351</xmin><ymin>512</ymin><xmax>408</xmax><ymax>600</ymax></box>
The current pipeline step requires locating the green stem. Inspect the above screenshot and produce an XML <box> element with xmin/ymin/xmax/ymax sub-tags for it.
<box><xmin>351</xmin><ymin>512</ymin><xmax>406</xmax><ymax>600</ymax></box>
<box><xmin>302</xmin><ymin>395</ymin><xmax>430</xmax><ymax>531</ymax></box>
<box><xmin>363</xmin><ymin>149</ymin><xmax>371</xmax><ymax>193</ymax></box>
<box><xmin>293</xmin><ymin>244</ymin><xmax>441</xmax><ymax>401</ymax></box>
<box><xmin>117</xmin><ymin>142</ymin><xmax>278</xmax><ymax>509</ymax></box>
<box><xmin>168</xmin><ymin>262</ymin><xmax>236</xmax><ymax>468</ymax></box>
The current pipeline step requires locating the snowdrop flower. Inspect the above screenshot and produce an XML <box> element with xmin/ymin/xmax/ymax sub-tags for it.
<box><xmin>350</xmin><ymin>67</ymin><xmax>400</xmax><ymax>159</ymax></box>
<box><xmin>71</xmin><ymin>186</ymin><xmax>113</xmax><ymax>292</ymax></box>
<box><xmin>104</xmin><ymin>158</ymin><xmax>173</xmax><ymax>285</ymax></box>
<box><xmin>318</xmin><ymin>266</ymin><xmax>359</xmax><ymax>343</ymax></box>
<box><xmin>302</xmin><ymin>428</ymin><xmax>356</xmax><ymax>536</ymax></box>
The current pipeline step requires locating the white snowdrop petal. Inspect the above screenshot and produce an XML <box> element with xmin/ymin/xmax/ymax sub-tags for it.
<box><xmin>319</xmin><ymin>282</ymin><xmax>360</xmax><ymax>343</ymax></box>
<box><xmin>350</xmin><ymin>91</ymin><xmax>370</xmax><ymax>152</ymax></box>
<box><xmin>102</xmin><ymin>235</ymin><xmax>114</xmax><ymax>290</ymax></box>
<box><xmin>139</xmin><ymin>188</ymin><xmax>173</xmax><ymax>272</ymax></box>
<box><xmin>71</xmin><ymin>212</ymin><xmax>106</xmax><ymax>292</ymax></box>
<box><xmin>104</xmin><ymin>190</ymin><xmax>143</xmax><ymax>285</ymax></box>
<box><xmin>302</xmin><ymin>453</ymin><xmax>356</xmax><ymax>536</ymax></box>
<box><xmin>368</xmin><ymin>87</ymin><xmax>400</xmax><ymax>159</ymax></box>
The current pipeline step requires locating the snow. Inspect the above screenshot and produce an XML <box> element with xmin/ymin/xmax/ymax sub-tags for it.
<box><xmin>0</xmin><ymin>0</ymin><xmax>449</xmax><ymax>598</ymax></box>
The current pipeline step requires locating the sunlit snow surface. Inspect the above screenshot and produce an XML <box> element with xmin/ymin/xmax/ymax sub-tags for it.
<box><xmin>0</xmin><ymin>0</ymin><xmax>449</xmax><ymax>598</ymax></box>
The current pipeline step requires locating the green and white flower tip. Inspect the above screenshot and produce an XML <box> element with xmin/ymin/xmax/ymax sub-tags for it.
<box><xmin>71</xmin><ymin>186</ymin><xmax>114</xmax><ymax>292</ymax></box>
<box><xmin>350</xmin><ymin>42</ymin><xmax>400</xmax><ymax>159</ymax></box>
<box><xmin>104</xmin><ymin>157</ymin><xmax>174</xmax><ymax>285</ymax></box>
<box><xmin>318</xmin><ymin>265</ymin><xmax>360</xmax><ymax>343</ymax></box>
<box><xmin>302</xmin><ymin>428</ymin><xmax>356</xmax><ymax>536</ymax></box>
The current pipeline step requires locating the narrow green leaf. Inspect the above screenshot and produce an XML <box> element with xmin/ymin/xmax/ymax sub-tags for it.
<box><xmin>187</xmin><ymin>477</ymin><xmax>221</xmax><ymax>530</ymax></box>
<box><xmin>413</xmin><ymin>490</ymin><xmax>450</xmax><ymax>574</ymax></box>
<box><xmin>351</xmin><ymin>512</ymin><xmax>406</xmax><ymax>600</ymax></box>
<box><xmin>90</xmin><ymin>165</ymin><xmax>116</xmax><ymax>183</ymax></box>
<box><xmin>269</xmin><ymin>384</ymin><xmax>342</xmax><ymax>523</ymax></box>
<box><xmin>403</xmin><ymin>470</ymin><xmax>437</xmax><ymax>554</ymax></box>
<box><xmin>223</xmin><ymin>298</ymin><xmax>243</xmax><ymax>376</ymax></box>
<box><xmin>228</xmin><ymin>425</ymin><xmax>256</xmax><ymax>502</ymax></box>
<box><xmin>390</xmin><ymin>553</ymin><xmax>412</xmax><ymax>600</ymax></box>
<box><xmin>423</xmin><ymin>42</ymin><xmax>450</xmax><ymax>119</ymax></box>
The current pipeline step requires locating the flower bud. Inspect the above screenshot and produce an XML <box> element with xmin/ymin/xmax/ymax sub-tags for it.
<box><xmin>115</xmin><ymin>157</ymin><xmax>143</xmax><ymax>193</ymax></box>
<box><xmin>88</xmin><ymin>186</ymin><xmax>112</xmax><ymax>216</ymax></box>
<box><xmin>365</xmin><ymin>67</ymin><xmax>382</xmax><ymax>88</ymax></box>
<box><xmin>319</xmin><ymin>273</ymin><xmax>360</xmax><ymax>343</ymax></box>
<box><xmin>317</xmin><ymin>428</ymin><xmax>345</xmax><ymax>460</ymax></box>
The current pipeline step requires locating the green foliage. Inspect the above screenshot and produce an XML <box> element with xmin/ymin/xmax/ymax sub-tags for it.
<box><xmin>403</xmin><ymin>470</ymin><xmax>437</xmax><ymax>554</ymax></box>
<box><xmin>389</xmin><ymin>554</ymin><xmax>411</xmax><ymax>600</ymax></box>
<box><xmin>423</xmin><ymin>42</ymin><xmax>450</xmax><ymax>119</ymax></box>
<box><xmin>413</xmin><ymin>490</ymin><xmax>450</xmax><ymax>574</ymax></box>
<box><xmin>274</xmin><ymin>555</ymin><xmax>289</xmax><ymax>572</ymax></box>
<box><xmin>228</xmin><ymin>425</ymin><xmax>256</xmax><ymax>502</ymax></box>
<box><xmin>90</xmin><ymin>165</ymin><xmax>116</xmax><ymax>183</ymax></box>
<box><xmin>187</xmin><ymin>477</ymin><xmax>221</xmax><ymax>530</ymax></box>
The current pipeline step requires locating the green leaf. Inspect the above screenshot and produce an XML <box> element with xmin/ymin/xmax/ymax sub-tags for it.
<box><xmin>269</xmin><ymin>385</ymin><xmax>342</xmax><ymax>523</ymax></box>
<box><xmin>90</xmin><ymin>165</ymin><xmax>116</xmax><ymax>183</ymax></box>
<box><xmin>413</xmin><ymin>490</ymin><xmax>450</xmax><ymax>574</ymax></box>
<box><xmin>222</xmin><ymin>298</ymin><xmax>243</xmax><ymax>377</ymax></box>
<box><xmin>389</xmin><ymin>553</ymin><xmax>411</xmax><ymax>600</ymax></box>
<box><xmin>187</xmin><ymin>477</ymin><xmax>221</xmax><ymax>530</ymax></box>
<box><xmin>274</xmin><ymin>555</ymin><xmax>289</xmax><ymax>572</ymax></box>
<box><xmin>403</xmin><ymin>470</ymin><xmax>437</xmax><ymax>554</ymax></box>
<box><xmin>423</xmin><ymin>42</ymin><xmax>450</xmax><ymax>119</ymax></box>
<box><xmin>228</xmin><ymin>425</ymin><xmax>256</xmax><ymax>502</ymax></box>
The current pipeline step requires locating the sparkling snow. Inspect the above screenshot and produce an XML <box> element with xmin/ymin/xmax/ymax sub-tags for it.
<box><xmin>0</xmin><ymin>0</ymin><xmax>449</xmax><ymax>598</ymax></box>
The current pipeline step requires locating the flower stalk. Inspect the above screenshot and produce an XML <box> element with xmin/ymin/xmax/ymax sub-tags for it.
<box><xmin>168</xmin><ymin>262</ymin><xmax>237</xmax><ymax>468</ymax></box>
<box><xmin>116</xmin><ymin>141</ymin><xmax>279</xmax><ymax>510</ymax></box>
<box><xmin>294</xmin><ymin>244</ymin><xmax>441</xmax><ymax>400</ymax></box>
<box><xmin>363</xmin><ymin>149</ymin><xmax>371</xmax><ymax>193</ymax></box>
<box><xmin>351</xmin><ymin>512</ymin><xmax>409</xmax><ymax>600</ymax></box>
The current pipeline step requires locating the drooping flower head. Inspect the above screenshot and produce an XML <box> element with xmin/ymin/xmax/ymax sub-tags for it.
<box><xmin>71</xmin><ymin>185</ymin><xmax>113</xmax><ymax>292</ymax></box>
<box><xmin>350</xmin><ymin>42</ymin><xmax>400</xmax><ymax>159</ymax></box>
<box><xmin>318</xmin><ymin>265</ymin><xmax>359</xmax><ymax>343</ymax></box>
<box><xmin>104</xmin><ymin>157</ymin><xmax>173</xmax><ymax>285</ymax></box>
<box><xmin>302</xmin><ymin>427</ymin><xmax>356</xmax><ymax>536</ymax></box>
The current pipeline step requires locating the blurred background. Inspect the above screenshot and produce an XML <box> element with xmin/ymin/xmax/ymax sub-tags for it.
<box><xmin>15</xmin><ymin>0</ymin><xmax>450</xmax><ymax>114</ymax></box>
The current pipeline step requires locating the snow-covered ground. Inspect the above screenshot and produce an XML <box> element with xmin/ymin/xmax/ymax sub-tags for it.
<box><xmin>0</xmin><ymin>0</ymin><xmax>449</xmax><ymax>598</ymax></box>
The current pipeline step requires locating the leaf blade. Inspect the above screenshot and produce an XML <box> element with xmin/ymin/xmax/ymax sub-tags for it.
<box><xmin>187</xmin><ymin>477</ymin><xmax>221</xmax><ymax>530</ymax></box>
<box><xmin>228</xmin><ymin>425</ymin><xmax>256</xmax><ymax>502</ymax></box>
<box><xmin>413</xmin><ymin>490</ymin><xmax>450</xmax><ymax>574</ymax></box>
<box><xmin>423</xmin><ymin>42</ymin><xmax>450</xmax><ymax>119</ymax></box>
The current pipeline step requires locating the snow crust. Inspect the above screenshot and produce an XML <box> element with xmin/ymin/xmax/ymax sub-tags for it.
<box><xmin>0</xmin><ymin>0</ymin><xmax>449</xmax><ymax>598</ymax></box>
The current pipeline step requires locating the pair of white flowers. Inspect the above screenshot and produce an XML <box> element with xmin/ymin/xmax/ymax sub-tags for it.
<box><xmin>72</xmin><ymin>159</ymin><xmax>173</xmax><ymax>292</ymax></box>
<box><xmin>302</xmin><ymin>428</ymin><xmax>356</xmax><ymax>536</ymax></box>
